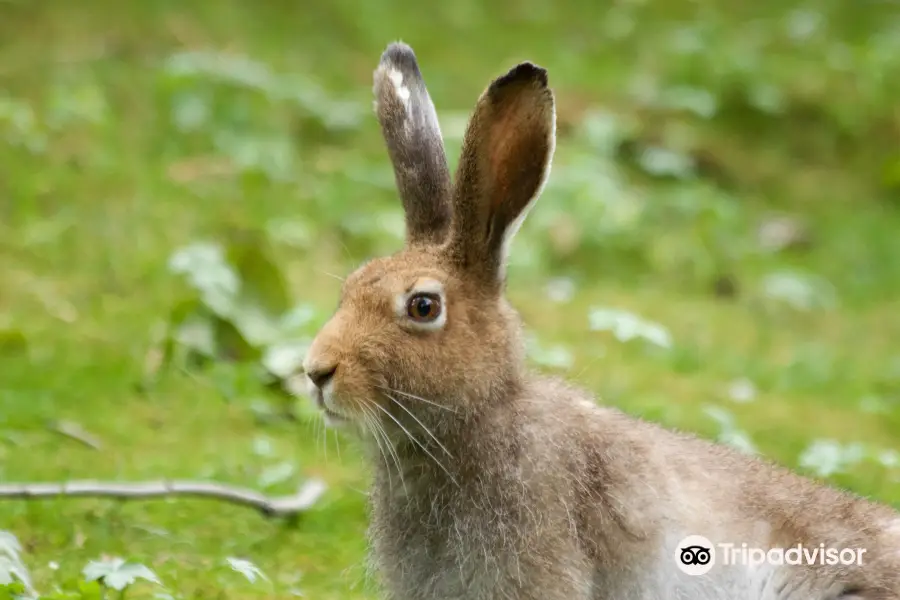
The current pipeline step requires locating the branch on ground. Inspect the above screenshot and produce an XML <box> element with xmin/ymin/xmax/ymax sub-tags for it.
<box><xmin>0</xmin><ymin>479</ymin><xmax>327</xmax><ymax>518</ymax></box>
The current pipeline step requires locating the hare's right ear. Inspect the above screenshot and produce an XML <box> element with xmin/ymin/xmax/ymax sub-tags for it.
<box><xmin>446</xmin><ymin>62</ymin><xmax>555</xmax><ymax>287</ymax></box>
<box><xmin>374</xmin><ymin>42</ymin><xmax>452</xmax><ymax>246</ymax></box>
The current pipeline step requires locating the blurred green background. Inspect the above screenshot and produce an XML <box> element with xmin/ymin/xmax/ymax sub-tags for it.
<box><xmin>2</xmin><ymin>0</ymin><xmax>899</xmax><ymax>598</ymax></box>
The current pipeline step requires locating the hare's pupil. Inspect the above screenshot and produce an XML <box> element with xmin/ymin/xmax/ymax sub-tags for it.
<box><xmin>406</xmin><ymin>293</ymin><xmax>441</xmax><ymax>322</ymax></box>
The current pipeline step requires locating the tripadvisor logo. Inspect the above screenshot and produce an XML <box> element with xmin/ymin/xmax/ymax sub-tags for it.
<box><xmin>675</xmin><ymin>535</ymin><xmax>867</xmax><ymax>577</ymax></box>
<box><xmin>676</xmin><ymin>535</ymin><xmax>716</xmax><ymax>576</ymax></box>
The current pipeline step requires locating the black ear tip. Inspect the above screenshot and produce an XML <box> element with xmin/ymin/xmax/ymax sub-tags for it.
<box><xmin>379</xmin><ymin>41</ymin><xmax>421</xmax><ymax>75</ymax></box>
<box><xmin>493</xmin><ymin>62</ymin><xmax>549</xmax><ymax>90</ymax></box>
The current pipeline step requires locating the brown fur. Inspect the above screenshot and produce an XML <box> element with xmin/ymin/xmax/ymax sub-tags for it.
<box><xmin>302</xmin><ymin>42</ymin><xmax>900</xmax><ymax>600</ymax></box>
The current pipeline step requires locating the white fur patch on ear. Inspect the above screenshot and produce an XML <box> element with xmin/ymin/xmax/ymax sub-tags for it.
<box><xmin>373</xmin><ymin>63</ymin><xmax>414</xmax><ymax>137</ymax></box>
<box><xmin>373</xmin><ymin>42</ymin><xmax>453</xmax><ymax>244</ymax></box>
<box><xmin>387</xmin><ymin>68</ymin><xmax>411</xmax><ymax>107</ymax></box>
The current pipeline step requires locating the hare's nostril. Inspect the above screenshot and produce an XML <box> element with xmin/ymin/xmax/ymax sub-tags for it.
<box><xmin>307</xmin><ymin>364</ymin><xmax>337</xmax><ymax>389</ymax></box>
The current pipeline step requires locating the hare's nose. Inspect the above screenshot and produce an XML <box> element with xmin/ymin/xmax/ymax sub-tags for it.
<box><xmin>307</xmin><ymin>364</ymin><xmax>337</xmax><ymax>389</ymax></box>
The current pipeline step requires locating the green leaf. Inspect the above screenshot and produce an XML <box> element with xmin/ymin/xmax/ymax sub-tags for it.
<box><xmin>525</xmin><ymin>333</ymin><xmax>574</xmax><ymax>370</ymax></box>
<box><xmin>164</xmin><ymin>299</ymin><xmax>217</xmax><ymax>364</ymax></box>
<box><xmin>798</xmin><ymin>439</ymin><xmax>867</xmax><ymax>478</ymax></box>
<box><xmin>167</xmin><ymin>233</ymin><xmax>294</xmax><ymax>359</ymax></box>
<box><xmin>212</xmin><ymin>314</ymin><xmax>259</xmax><ymax>362</ymax></box>
<box><xmin>168</xmin><ymin>243</ymin><xmax>239</xmax><ymax>317</ymax></box>
<box><xmin>0</xmin><ymin>532</ymin><xmax>22</xmax><ymax>559</ymax></box>
<box><xmin>588</xmin><ymin>307</ymin><xmax>673</xmax><ymax>349</ymax></box>
<box><xmin>261</xmin><ymin>340</ymin><xmax>309</xmax><ymax>380</ymax></box>
<box><xmin>0</xmin><ymin>329</ymin><xmax>27</xmax><ymax>357</ymax></box>
<box><xmin>0</xmin><ymin>96</ymin><xmax>47</xmax><ymax>154</ymax></box>
<box><xmin>225</xmin><ymin>232</ymin><xmax>291</xmax><ymax>318</ymax></box>
<box><xmin>0</xmin><ymin>532</ymin><xmax>33</xmax><ymax>595</ymax></box>
<box><xmin>45</xmin><ymin>81</ymin><xmax>109</xmax><ymax>129</ymax></box>
<box><xmin>0</xmin><ymin>582</ymin><xmax>24</xmax><ymax>600</ymax></box>
<box><xmin>882</xmin><ymin>155</ymin><xmax>900</xmax><ymax>190</ymax></box>
<box><xmin>161</xmin><ymin>50</ymin><xmax>363</xmax><ymax>135</ymax></box>
<box><xmin>213</xmin><ymin>131</ymin><xmax>295</xmax><ymax>181</ymax></box>
<box><xmin>103</xmin><ymin>563</ymin><xmax>161</xmax><ymax>591</ymax></box>
<box><xmin>257</xmin><ymin>461</ymin><xmax>296</xmax><ymax>488</ymax></box>
<box><xmin>159</xmin><ymin>297</ymin><xmax>259</xmax><ymax>369</ymax></box>
<box><xmin>225</xmin><ymin>558</ymin><xmax>268</xmax><ymax>584</ymax></box>
<box><xmin>760</xmin><ymin>270</ymin><xmax>837</xmax><ymax>311</ymax></box>
<box><xmin>170</xmin><ymin>91</ymin><xmax>211</xmax><ymax>133</ymax></box>
<box><xmin>82</xmin><ymin>558</ymin><xmax>161</xmax><ymax>591</ymax></box>
<box><xmin>635</xmin><ymin>145</ymin><xmax>695</xmax><ymax>180</ymax></box>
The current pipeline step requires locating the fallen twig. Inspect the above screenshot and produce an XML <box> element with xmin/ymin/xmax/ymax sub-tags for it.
<box><xmin>0</xmin><ymin>479</ymin><xmax>327</xmax><ymax>518</ymax></box>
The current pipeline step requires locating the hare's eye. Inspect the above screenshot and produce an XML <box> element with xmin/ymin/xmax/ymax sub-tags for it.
<box><xmin>406</xmin><ymin>293</ymin><xmax>441</xmax><ymax>322</ymax></box>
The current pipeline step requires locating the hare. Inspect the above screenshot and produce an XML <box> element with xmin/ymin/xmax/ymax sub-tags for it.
<box><xmin>301</xmin><ymin>42</ymin><xmax>900</xmax><ymax>600</ymax></box>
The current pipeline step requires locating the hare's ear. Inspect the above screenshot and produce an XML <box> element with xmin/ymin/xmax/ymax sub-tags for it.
<box><xmin>447</xmin><ymin>62</ymin><xmax>555</xmax><ymax>286</ymax></box>
<box><xmin>374</xmin><ymin>42</ymin><xmax>452</xmax><ymax>246</ymax></box>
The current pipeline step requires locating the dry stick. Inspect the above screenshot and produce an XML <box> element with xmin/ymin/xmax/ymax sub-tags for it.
<box><xmin>0</xmin><ymin>479</ymin><xmax>327</xmax><ymax>518</ymax></box>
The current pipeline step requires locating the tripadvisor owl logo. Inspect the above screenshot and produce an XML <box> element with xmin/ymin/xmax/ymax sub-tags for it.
<box><xmin>675</xmin><ymin>534</ymin><xmax>867</xmax><ymax>577</ymax></box>
<box><xmin>676</xmin><ymin>535</ymin><xmax>715</xmax><ymax>576</ymax></box>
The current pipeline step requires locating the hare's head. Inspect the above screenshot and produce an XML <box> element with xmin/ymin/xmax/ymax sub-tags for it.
<box><xmin>302</xmin><ymin>42</ymin><xmax>555</xmax><ymax>429</ymax></box>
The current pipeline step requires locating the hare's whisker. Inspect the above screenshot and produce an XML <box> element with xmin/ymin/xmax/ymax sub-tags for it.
<box><xmin>313</xmin><ymin>410</ymin><xmax>323</xmax><ymax>459</ymax></box>
<box><xmin>332</xmin><ymin>428</ymin><xmax>342</xmax><ymax>463</ymax></box>
<box><xmin>386</xmin><ymin>393</ymin><xmax>454</xmax><ymax>459</ymax></box>
<box><xmin>360</xmin><ymin>407</ymin><xmax>394</xmax><ymax>491</ymax></box>
<box><xmin>372</xmin><ymin>400</ymin><xmax>459</xmax><ymax>487</ymax></box>
<box><xmin>320</xmin><ymin>418</ymin><xmax>327</xmax><ymax>463</ymax></box>
<box><xmin>337</xmin><ymin>237</ymin><xmax>357</xmax><ymax>265</ymax></box>
<box><xmin>363</xmin><ymin>402</ymin><xmax>407</xmax><ymax>494</ymax></box>
<box><xmin>319</xmin><ymin>269</ymin><xmax>346</xmax><ymax>282</ymax></box>
<box><xmin>377</xmin><ymin>385</ymin><xmax>456</xmax><ymax>413</ymax></box>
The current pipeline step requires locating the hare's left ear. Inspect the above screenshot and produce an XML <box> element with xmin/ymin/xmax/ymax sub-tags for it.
<box><xmin>446</xmin><ymin>62</ymin><xmax>555</xmax><ymax>286</ymax></box>
<box><xmin>374</xmin><ymin>42</ymin><xmax>452</xmax><ymax>246</ymax></box>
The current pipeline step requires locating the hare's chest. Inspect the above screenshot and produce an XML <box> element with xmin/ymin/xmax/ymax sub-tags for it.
<box><xmin>369</xmin><ymin>500</ymin><xmax>508</xmax><ymax>598</ymax></box>
<box><xmin>369</xmin><ymin>488</ymin><xmax>586</xmax><ymax>600</ymax></box>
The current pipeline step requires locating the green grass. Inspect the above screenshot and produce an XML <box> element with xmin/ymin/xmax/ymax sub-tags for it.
<box><xmin>2</xmin><ymin>0</ymin><xmax>900</xmax><ymax>598</ymax></box>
